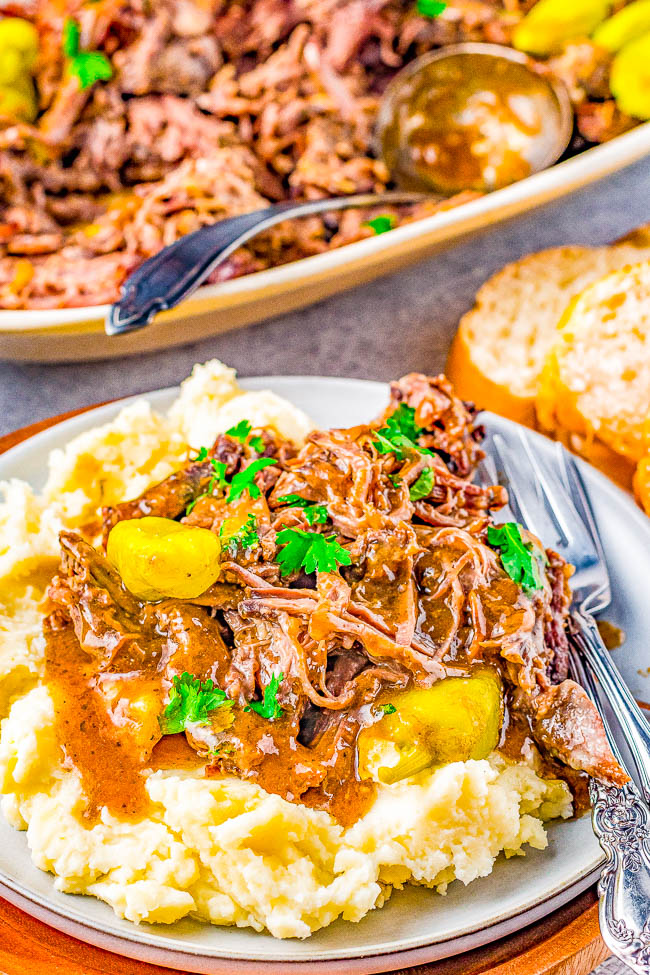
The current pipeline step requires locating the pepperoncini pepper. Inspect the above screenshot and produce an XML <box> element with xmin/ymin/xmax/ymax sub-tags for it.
<box><xmin>610</xmin><ymin>31</ymin><xmax>650</xmax><ymax>119</ymax></box>
<box><xmin>512</xmin><ymin>0</ymin><xmax>611</xmax><ymax>56</ymax></box>
<box><xmin>106</xmin><ymin>516</ymin><xmax>221</xmax><ymax>601</ymax></box>
<box><xmin>0</xmin><ymin>18</ymin><xmax>39</xmax><ymax>122</ymax></box>
<box><xmin>358</xmin><ymin>669</ymin><xmax>503</xmax><ymax>785</ymax></box>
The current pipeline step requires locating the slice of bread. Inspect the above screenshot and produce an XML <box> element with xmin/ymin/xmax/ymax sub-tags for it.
<box><xmin>447</xmin><ymin>230</ymin><xmax>650</xmax><ymax>426</ymax></box>
<box><xmin>635</xmin><ymin>455</ymin><xmax>650</xmax><ymax>515</ymax></box>
<box><xmin>535</xmin><ymin>261</ymin><xmax>650</xmax><ymax>488</ymax></box>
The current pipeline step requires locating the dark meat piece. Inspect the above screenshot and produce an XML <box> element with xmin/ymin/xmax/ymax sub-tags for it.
<box><xmin>413</xmin><ymin>456</ymin><xmax>507</xmax><ymax>532</ymax></box>
<box><xmin>532</xmin><ymin>680</ymin><xmax>628</xmax><ymax>787</ymax></box>
<box><xmin>381</xmin><ymin>373</ymin><xmax>484</xmax><ymax>476</ymax></box>
<box><xmin>349</xmin><ymin>525</ymin><xmax>418</xmax><ymax>647</ymax></box>
<box><xmin>101</xmin><ymin>458</ymin><xmax>217</xmax><ymax>544</ymax></box>
<box><xmin>544</xmin><ymin>550</ymin><xmax>573</xmax><ymax>683</ymax></box>
<box><xmin>101</xmin><ymin>434</ymin><xmax>245</xmax><ymax>542</ymax></box>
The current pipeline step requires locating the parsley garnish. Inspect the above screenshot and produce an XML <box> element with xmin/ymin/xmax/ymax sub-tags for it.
<box><xmin>373</xmin><ymin>404</ymin><xmax>432</xmax><ymax>461</ymax></box>
<box><xmin>487</xmin><ymin>522</ymin><xmax>545</xmax><ymax>595</ymax></box>
<box><xmin>63</xmin><ymin>17</ymin><xmax>113</xmax><ymax>90</ymax></box>
<box><xmin>227</xmin><ymin>458</ymin><xmax>277</xmax><ymax>503</ymax></box>
<box><xmin>194</xmin><ymin>446</ymin><xmax>209</xmax><ymax>461</ymax></box>
<box><xmin>249</xmin><ymin>435</ymin><xmax>264</xmax><ymax>453</ymax></box>
<box><xmin>417</xmin><ymin>0</ymin><xmax>447</xmax><ymax>16</ymax></box>
<box><xmin>186</xmin><ymin>459</ymin><xmax>228</xmax><ymax>514</ymax></box>
<box><xmin>226</xmin><ymin>419</ymin><xmax>252</xmax><ymax>443</ymax></box>
<box><xmin>245</xmin><ymin>672</ymin><xmax>284</xmax><ymax>720</ymax></box>
<box><xmin>379</xmin><ymin>703</ymin><xmax>397</xmax><ymax>715</ymax></box>
<box><xmin>275</xmin><ymin>528</ymin><xmax>351</xmax><ymax>577</ymax></box>
<box><xmin>223</xmin><ymin>513</ymin><xmax>260</xmax><ymax>555</ymax></box>
<box><xmin>62</xmin><ymin>17</ymin><xmax>80</xmax><ymax>58</ymax></box>
<box><xmin>409</xmin><ymin>467</ymin><xmax>435</xmax><ymax>501</ymax></box>
<box><xmin>225</xmin><ymin>421</ymin><xmax>264</xmax><ymax>453</ymax></box>
<box><xmin>365</xmin><ymin>214</ymin><xmax>396</xmax><ymax>235</ymax></box>
<box><xmin>160</xmin><ymin>672</ymin><xmax>233</xmax><ymax>734</ymax></box>
<box><xmin>277</xmin><ymin>494</ymin><xmax>328</xmax><ymax>525</ymax></box>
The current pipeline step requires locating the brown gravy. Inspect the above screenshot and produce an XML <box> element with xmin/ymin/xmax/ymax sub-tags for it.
<box><xmin>44</xmin><ymin>624</ymin><xmax>152</xmax><ymax>823</ymax></box>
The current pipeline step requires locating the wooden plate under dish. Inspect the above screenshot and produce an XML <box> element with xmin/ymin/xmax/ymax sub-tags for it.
<box><xmin>0</xmin><ymin>410</ymin><xmax>610</xmax><ymax>975</ymax></box>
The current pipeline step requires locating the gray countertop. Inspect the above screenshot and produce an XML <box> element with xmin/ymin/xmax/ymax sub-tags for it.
<box><xmin>2</xmin><ymin>157</ymin><xmax>649</xmax><ymax>975</ymax></box>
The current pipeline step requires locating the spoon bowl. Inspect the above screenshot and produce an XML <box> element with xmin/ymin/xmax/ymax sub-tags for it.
<box><xmin>375</xmin><ymin>43</ymin><xmax>574</xmax><ymax>195</ymax></box>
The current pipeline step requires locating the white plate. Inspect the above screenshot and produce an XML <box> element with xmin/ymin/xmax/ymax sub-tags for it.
<box><xmin>1</xmin><ymin>123</ymin><xmax>649</xmax><ymax>363</ymax></box>
<box><xmin>1</xmin><ymin>376</ymin><xmax>649</xmax><ymax>974</ymax></box>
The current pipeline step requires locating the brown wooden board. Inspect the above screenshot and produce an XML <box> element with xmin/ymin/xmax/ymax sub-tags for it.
<box><xmin>0</xmin><ymin>409</ymin><xmax>610</xmax><ymax>975</ymax></box>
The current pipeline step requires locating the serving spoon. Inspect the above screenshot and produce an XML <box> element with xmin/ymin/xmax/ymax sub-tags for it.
<box><xmin>106</xmin><ymin>43</ymin><xmax>573</xmax><ymax>336</ymax></box>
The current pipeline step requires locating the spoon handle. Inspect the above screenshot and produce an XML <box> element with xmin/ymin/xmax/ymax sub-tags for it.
<box><xmin>105</xmin><ymin>191</ymin><xmax>427</xmax><ymax>336</ymax></box>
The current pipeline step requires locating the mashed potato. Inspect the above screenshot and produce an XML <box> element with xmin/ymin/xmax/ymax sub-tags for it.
<box><xmin>0</xmin><ymin>360</ymin><xmax>572</xmax><ymax>939</ymax></box>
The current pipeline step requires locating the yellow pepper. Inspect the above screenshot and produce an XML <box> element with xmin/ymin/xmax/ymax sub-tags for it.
<box><xmin>610</xmin><ymin>31</ymin><xmax>650</xmax><ymax>119</ymax></box>
<box><xmin>513</xmin><ymin>0</ymin><xmax>611</xmax><ymax>56</ymax></box>
<box><xmin>107</xmin><ymin>516</ymin><xmax>221</xmax><ymax>601</ymax></box>
<box><xmin>0</xmin><ymin>18</ymin><xmax>39</xmax><ymax>122</ymax></box>
<box><xmin>594</xmin><ymin>0</ymin><xmax>650</xmax><ymax>52</ymax></box>
<box><xmin>0</xmin><ymin>18</ymin><xmax>39</xmax><ymax>71</ymax></box>
<box><xmin>358</xmin><ymin>669</ymin><xmax>503</xmax><ymax>785</ymax></box>
<box><xmin>0</xmin><ymin>79</ymin><xmax>36</xmax><ymax>122</ymax></box>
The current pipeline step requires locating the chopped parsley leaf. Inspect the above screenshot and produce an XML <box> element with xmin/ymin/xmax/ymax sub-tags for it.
<box><xmin>63</xmin><ymin>17</ymin><xmax>113</xmax><ymax>90</ymax></box>
<box><xmin>277</xmin><ymin>494</ymin><xmax>328</xmax><ymax>525</ymax></box>
<box><xmin>245</xmin><ymin>672</ymin><xmax>284</xmax><ymax>720</ymax></box>
<box><xmin>365</xmin><ymin>214</ymin><xmax>396</xmax><ymax>235</ymax></box>
<box><xmin>275</xmin><ymin>528</ymin><xmax>351</xmax><ymax>577</ymax></box>
<box><xmin>225</xmin><ymin>419</ymin><xmax>252</xmax><ymax>443</ymax></box>
<box><xmin>160</xmin><ymin>672</ymin><xmax>233</xmax><ymax>735</ymax></box>
<box><xmin>379</xmin><ymin>703</ymin><xmax>397</xmax><ymax>715</ymax></box>
<box><xmin>249</xmin><ymin>435</ymin><xmax>265</xmax><ymax>453</ymax></box>
<box><xmin>227</xmin><ymin>457</ymin><xmax>277</xmax><ymax>503</ymax></box>
<box><xmin>226</xmin><ymin>420</ymin><xmax>265</xmax><ymax>453</ymax></box>
<box><xmin>487</xmin><ymin>522</ymin><xmax>545</xmax><ymax>595</ymax></box>
<box><xmin>62</xmin><ymin>17</ymin><xmax>80</xmax><ymax>58</ymax></box>
<box><xmin>417</xmin><ymin>0</ymin><xmax>447</xmax><ymax>16</ymax></box>
<box><xmin>373</xmin><ymin>404</ymin><xmax>432</xmax><ymax>461</ymax></box>
<box><xmin>194</xmin><ymin>446</ymin><xmax>209</xmax><ymax>461</ymax></box>
<box><xmin>409</xmin><ymin>467</ymin><xmax>435</xmax><ymax>501</ymax></box>
<box><xmin>223</xmin><ymin>513</ymin><xmax>260</xmax><ymax>555</ymax></box>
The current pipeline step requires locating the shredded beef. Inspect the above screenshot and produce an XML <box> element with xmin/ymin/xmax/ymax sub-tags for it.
<box><xmin>0</xmin><ymin>1</ymin><xmax>626</xmax><ymax>309</ymax></box>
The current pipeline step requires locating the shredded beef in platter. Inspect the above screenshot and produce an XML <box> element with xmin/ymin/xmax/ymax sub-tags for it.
<box><xmin>45</xmin><ymin>373</ymin><xmax>627</xmax><ymax>832</ymax></box>
<box><xmin>0</xmin><ymin>0</ymin><xmax>630</xmax><ymax>309</ymax></box>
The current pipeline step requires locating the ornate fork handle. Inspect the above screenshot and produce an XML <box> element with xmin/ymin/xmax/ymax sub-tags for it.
<box><xmin>570</xmin><ymin>636</ymin><xmax>650</xmax><ymax>975</ymax></box>
<box><xmin>571</xmin><ymin>608</ymin><xmax>650</xmax><ymax>803</ymax></box>
<box><xmin>590</xmin><ymin>779</ymin><xmax>650</xmax><ymax>974</ymax></box>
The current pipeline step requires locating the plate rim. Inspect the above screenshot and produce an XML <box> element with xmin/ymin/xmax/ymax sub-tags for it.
<box><xmin>3</xmin><ymin>375</ymin><xmax>649</xmax><ymax>965</ymax></box>
<box><xmin>2</xmin><ymin>121</ymin><xmax>650</xmax><ymax>334</ymax></box>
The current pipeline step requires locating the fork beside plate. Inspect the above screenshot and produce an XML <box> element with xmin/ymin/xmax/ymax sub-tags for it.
<box><xmin>479</xmin><ymin>414</ymin><xmax>650</xmax><ymax>975</ymax></box>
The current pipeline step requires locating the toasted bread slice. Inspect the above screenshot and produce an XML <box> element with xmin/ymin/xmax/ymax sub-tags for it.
<box><xmin>535</xmin><ymin>261</ymin><xmax>650</xmax><ymax>488</ymax></box>
<box><xmin>447</xmin><ymin>231</ymin><xmax>650</xmax><ymax>425</ymax></box>
<box><xmin>634</xmin><ymin>454</ymin><xmax>650</xmax><ymax>515</ymax></box>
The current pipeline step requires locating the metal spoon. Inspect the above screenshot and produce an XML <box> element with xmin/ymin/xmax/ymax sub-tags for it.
<box><xmin>106</xmin><ymin>43</ymin><xmax>573</xmax><ymax>336</ymax></box>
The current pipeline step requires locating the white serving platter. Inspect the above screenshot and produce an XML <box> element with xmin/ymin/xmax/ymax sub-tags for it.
<box><xmin>1</xmin><ymin>122</ymin><xmax>649</xmax><ymax>363</ymax></box>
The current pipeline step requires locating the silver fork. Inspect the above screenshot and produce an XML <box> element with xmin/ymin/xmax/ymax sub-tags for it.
<box><xmin>479</xmin><ymin>413</ymin><xmax>650</xmax><ymax>975</ymax></box>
